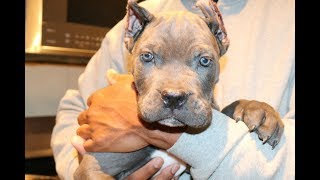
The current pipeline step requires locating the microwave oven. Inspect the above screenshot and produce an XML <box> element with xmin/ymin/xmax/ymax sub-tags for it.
<box><xmin>25</xmin><ymin>0</ymin><xmax>127</xmax><ymax>58</ymax></box>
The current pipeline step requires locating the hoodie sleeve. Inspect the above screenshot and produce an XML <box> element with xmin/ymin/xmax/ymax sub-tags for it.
<box><xmin>168</xmin><ymin>109</ymin><xmax>295</xmax><ymax>180</ymax></box>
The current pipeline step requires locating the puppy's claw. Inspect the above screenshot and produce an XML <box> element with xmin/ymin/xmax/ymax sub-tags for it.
<box><xmin>262</xmin><ymin>136</ymin><xmax>270</xmax><ymax>144</ymax></box>
<box><xmin>235</xmin><ymin>117</ymin><xmax>241</xmax><ymax>123</ymax></box>
<box><xmin>248</xmin><ymin>125</ymin><xmax>256</xmax><ymax>132</ymax></box>
<box><xmin>271</xmin><ymin>140</ymin><xmax>278</xmax><ymax>150</ymax></box>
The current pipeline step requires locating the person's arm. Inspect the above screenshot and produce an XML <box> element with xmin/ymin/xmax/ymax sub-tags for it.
<box><xmin>51</xmin><ymin>89</ymin><xmax>85</xmax><ymax>179</ymax></box>
<box><xmin>50</xmin><ymin>17</ymin><xmax>128</xmax><ymax>179</ymax></box>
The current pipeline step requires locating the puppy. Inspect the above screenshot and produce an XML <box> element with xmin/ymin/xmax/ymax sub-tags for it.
<box><xmin>74</xmin><ymin>0</ymin><xmax>284</xmax><ymax>179</ymax></box>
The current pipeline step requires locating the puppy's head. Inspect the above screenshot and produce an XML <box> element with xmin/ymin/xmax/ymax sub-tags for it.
<box><xmin>125</xmin><ymin>0</ymin><xmax>229</xmax><ymax>128</ymax></box>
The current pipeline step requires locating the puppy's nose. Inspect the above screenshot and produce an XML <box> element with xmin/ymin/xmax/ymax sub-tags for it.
<box><xmin>161</xmin><ymin>89</ymin><xmax>187</xmax><ymax>109</ymax></box>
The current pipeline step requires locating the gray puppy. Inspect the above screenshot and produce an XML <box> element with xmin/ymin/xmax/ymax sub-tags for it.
<box><xmin>74</xmin><ymin>0</ymin><xmax>284</xmax><ymax>179</ymax></box>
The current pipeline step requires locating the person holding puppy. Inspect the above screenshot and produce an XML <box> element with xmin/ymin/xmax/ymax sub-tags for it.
<box><xmin>51</xmin><ymin>0</ymin><xmax>295</xmax><ymax>179</ymax></box>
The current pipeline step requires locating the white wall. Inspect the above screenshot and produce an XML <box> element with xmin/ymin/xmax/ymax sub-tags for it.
<box><xmin>25</xmin><ymin>63</ymin><xmax>86</xmax><ymax>117</ymax></box>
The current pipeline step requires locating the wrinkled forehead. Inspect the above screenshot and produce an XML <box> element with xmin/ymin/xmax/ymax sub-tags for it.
<box><xmin>151</xmin><ymin>11</ymin><xmax>210</xmax><ymax>37</ymax></box>
<box><xmin>134</xmin><ymin>11</ymin><xmax>220</xmax><ymax>59</ymax></box>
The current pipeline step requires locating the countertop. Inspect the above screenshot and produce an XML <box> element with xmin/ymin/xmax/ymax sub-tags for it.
<box><xmin>25</xmin><ymin>53</ymin><xmax>91</xmax><ymax>65</ymax></box>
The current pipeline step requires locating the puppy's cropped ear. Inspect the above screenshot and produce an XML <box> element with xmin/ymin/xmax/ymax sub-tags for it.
<box><xmin>124</xmin><ymin>0</ymin><xmax>154</xmax><ymax>53</ymax></box>
<box><xmin>196</xmin><ymin>0</ymin><xmax>230</xmax><ymax>56</ymax></box>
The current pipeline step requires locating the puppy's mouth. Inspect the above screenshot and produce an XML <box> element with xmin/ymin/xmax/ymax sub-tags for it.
<box><xmin>157</xmin><ymin>117</ymin><xmax>186</xmax><ymax>127</ymax></box>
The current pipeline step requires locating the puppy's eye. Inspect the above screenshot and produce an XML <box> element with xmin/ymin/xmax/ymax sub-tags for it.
<box><xmin>199</xmin><ymin>57</ymin><xmax>212</xmax><ymax>67</ymax></box>
<box><xmin>140</xmin><ymin>52</ymin><xmax>154</xmax><ymax>62</ymax></box>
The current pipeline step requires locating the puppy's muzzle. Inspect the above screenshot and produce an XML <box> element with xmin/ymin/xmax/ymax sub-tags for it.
<box><xmin>160</xmin><ymin>89</ymin><xmax>189</xmax><ymax>110</ymax></box>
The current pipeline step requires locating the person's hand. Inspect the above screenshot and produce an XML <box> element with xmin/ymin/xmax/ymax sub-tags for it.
<box><xmin>72</xmin><ymin>136</ymin><xmax>182</xmax><ymax>179</ymax></box>
<box><xmin>71</xmin><ymin>138</ymin><xmax>181</xmax><ymax>180</ymax></box>
<box><xmin>76</xmin><ymin>69</ymin><xmax>148</xmax><ymax>152</ymax></box>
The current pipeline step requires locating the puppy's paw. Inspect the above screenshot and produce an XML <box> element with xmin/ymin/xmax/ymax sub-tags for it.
<box><xmin>105</xmin><ymin>69</ymin><xmax>134</xmax><ymax>85</ymax></box>
<box><xmin>222</xmin><ymin>100</ymin><xmax>284</xmax><ymax>149</ymax></box>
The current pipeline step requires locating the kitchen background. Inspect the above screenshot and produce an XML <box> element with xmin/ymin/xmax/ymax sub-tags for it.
<box><xmin>25</xmin><ymin>0</ymin><xmax>128</xmax><ymax>179</ymax></box>
<box><xmin>25</xmin><ymin>58</ymin><xmax>86</xmax><ymax>177</ymax></box>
